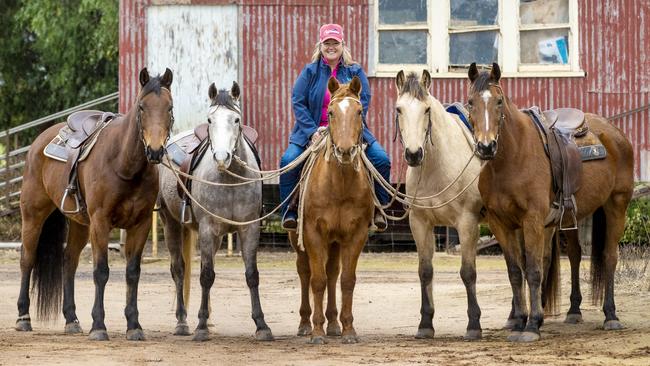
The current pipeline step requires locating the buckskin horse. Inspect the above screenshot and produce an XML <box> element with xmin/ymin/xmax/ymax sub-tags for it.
<box><xmin>16</xmin><ymin>67</ymin><xmax>175</xmax><ymax>341</ymax></box>
<box><xmin>288</xmin><ymin>76</ymin><xmax>374</xmax><ymax>344</ymax></box>
<box><xmin>158</xmin><ymin>82</ymin><xmax>273</xmax><ymax>342</ymax></box>
<box><xmin>466</xmin><ymin>63</ymin><xmax>634</xmax><ymax>342</ymax></box>
<box><xmin>394</xmin><ymin>70</ymin><xmax>485</xmax><ymax>340</ymax></box>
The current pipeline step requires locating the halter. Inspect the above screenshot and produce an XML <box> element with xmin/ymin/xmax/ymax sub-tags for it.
<box><xmin>467</xmin><ymin>82</ymin><xmax>505</xmax><ymax>154</ymax></box>
<box><xmin>328</xmin><ymin>95</ymin><xmax>364</xmax><ymax>166</ymax></box>
<box><xmin>136</xmin><ymin>87</ymin><xmax>174</xmax><ymax>154</ymax></box>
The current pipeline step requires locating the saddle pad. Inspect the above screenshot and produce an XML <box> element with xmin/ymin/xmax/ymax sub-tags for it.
<box><xmin>445</xmin><ymin>102</ymin><xmax>472</xmax><ymax>132</ymax></box>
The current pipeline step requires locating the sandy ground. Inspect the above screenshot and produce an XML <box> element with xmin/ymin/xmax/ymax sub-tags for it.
<box><xmin>0</xmin><ymin>249</ymin><xmax>649</xmax><ymax>365</ymax></box>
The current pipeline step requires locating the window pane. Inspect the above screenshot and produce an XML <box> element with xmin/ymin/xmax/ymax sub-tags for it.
<box><xmin>449</xmin><ymin>31</ymin><xmax>498</xmax><ymax>66</ymax></box>
<box><xmin>378</xmin><ymin>31</ymin><xmax>427</xmax><ymax>64</ymax></box>
<box><xmin>379</xmin><ymin>0</ymin><xmax>427</xmax><ymax>25</ymax></box>
<box><xmin>520</xmin><ymin>29</ymin><xmax>569</xmax><ymax>64</ymax></box>
<box><xmin>520</xmin><ymin>0</ymin><xmax>569</xmax><ymax>25</ymax></box>
<box><xmin>450</xmin><ymin>0</ymin><xmax>498</xmax><ymax>27</ymax></box>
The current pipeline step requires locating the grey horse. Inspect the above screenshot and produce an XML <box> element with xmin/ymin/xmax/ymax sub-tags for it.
<box><xmin>158</xmin><ymin>82</ymin><xmax>273</xmax><ymax>341</ymax></box>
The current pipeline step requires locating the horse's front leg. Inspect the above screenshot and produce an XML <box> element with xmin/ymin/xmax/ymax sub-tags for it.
<box><xmin>519</xmin><ymin>219</ymin><xmax>547</xmax><ymax>342</ymax></box>
<box><xmin>325</xmin><ymin>242</ymin><xmax>341</xmax><ymax>336</ymax></box>
<box><xmin>88</xmin><ymin>218</ymin><xmax>112</xmax><ymax>341</ymax></box>
<box><xmin>122</xmin><ymin>219</ymin><xmax>151</xmax><ymax>341</ymax></box>
<box><xmin>338</xmin><ymin>229</ymin><xmax>367</xmax><ymax>344</ymax></box>
<box><xmin>304</xmin><ymin>226</ymin><xmax>328</xmax><ymax>344</ymax></box>
<box><xmin>288</xmin><ymin>231</ymin><xmax>312</xmax><ymax>336</ymax></box>
<box><xmin>62</xmin><ymin>221</ymin><xmax>90</xmax><ymax>334</ymax></box>
<box><xmin>409</xmin><ymin>212</ymin><xmax>435</xmax><ymax>339</ymax></box>
<box><xmin>193</xmin><ymin>225</ymin><xmax>219</xmax><ymax>341</ymax></box>
<box><xmin>457</xmin><ymin>217</ymin><xmax>482</xmax><ymax>340</ymax></box>
<box><xmin>239</xmin><ymin>224</ymin><xmax>274</xmax><ymax>341</ymax></box>
<box><xmin>564</xmin><ymin>229</ymin><xmax>583</xmax><ymax>323</ymax></box>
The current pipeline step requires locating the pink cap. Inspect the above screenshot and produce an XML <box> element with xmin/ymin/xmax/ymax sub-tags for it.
<box><xmin>319</xmin><ymin>24</ymin><xmax>344</xmax><ymax>43</ymax></box>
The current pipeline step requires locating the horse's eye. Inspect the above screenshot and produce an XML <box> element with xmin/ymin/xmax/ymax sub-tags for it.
<box><xmin>497</xmin><ymin>98</ymin><xmax>503</xmax><ymax>106</ymax></box>
<box><xmin>168</xmin><ymin>106</ymin><xmax>173</xmax><ymax>112</ymax></box>
<box><xmin>425</xmin><ymin>107</ymin><xmax>431</xmax><ymax>114</ymax></box>
<box><xmin>207</xmin><ymin>118</ymin><xmax>212</xmax><ymax>124</ymax></box>
<box><xmin>138</xmin><ymin>104</ymin><xmax>144</xmax><ymax>111</ymax></box>
<box><xmin>234</xmin><ymin>118</ymin><xmax>240</xmax><ymax>124</ymax></box>
<box><xmin>358</xmin><ymin>110</ymin><xmax>362</xmax><ymax>116</ymax></box>
<box><xmin>396</xmin><ymin>107</ymin><xmax>402</xmax><ymax>115</ymax></box>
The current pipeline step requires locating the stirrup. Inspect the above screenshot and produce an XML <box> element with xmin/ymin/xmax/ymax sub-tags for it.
<box><xmin>60</xmin><ymin>186</ymin><xmax>82</xmax><ymax>214</ymax></box>
<box><xmin>180</xmin><ymin>199</ymin><xmax>192</xmax><ymax>224</ymax></box>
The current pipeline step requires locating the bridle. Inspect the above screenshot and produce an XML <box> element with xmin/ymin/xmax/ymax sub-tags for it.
<box><xmin>328</xmin><ymin>95</ymin><xmax>363</xmax><ymax>165</ymax></box>
<box><xmin>136</xmin><ymin>86</ymin><xmax>175</xmax><ymax>155</ymax></box>
<box><xmin>207</xmin><ymin>102</ymin><xmax>243</xmax><ymax>160</ymax></box>
<box><xmin>467</xmin><ymin>82</ymin><xmax>505</xmax><ymax>154</ymax></box>
<box><xmin>393</xmin><ymin>97</ymin><xmax>433</xmax><ymax>149</ymax></box>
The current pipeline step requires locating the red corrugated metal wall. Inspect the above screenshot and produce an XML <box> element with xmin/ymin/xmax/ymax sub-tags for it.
<box><xmin>120</xmin><ymin>0</ymin><xmax>649</xmax><ymax>180</ymax></box>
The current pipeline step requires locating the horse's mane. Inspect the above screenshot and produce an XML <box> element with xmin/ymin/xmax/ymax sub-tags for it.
<box><xmin>399</xmin><ymin>72</ymin><xmax>427</xmax><ymax>101</ymax></box>
<box><xmin>470</xmin><ymin>72</ymin><xmax>492</xmax><ymax>93</ymax></box>
<box><xmin>141</xmin><ymin>75</ymin><xmax>166</xmax><ymax>97</ymax></box>
<box><xmin>210</xmin><ymin>89</ymin><xmax>239</xmax><ymax>112</ymax></box>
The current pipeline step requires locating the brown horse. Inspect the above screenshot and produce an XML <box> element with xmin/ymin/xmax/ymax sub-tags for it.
<box><xmin>15</xmin><ymin>67</ymin><xmax>175</xmax><ymax>341</ymax></box>
<box><xmin>466</xmin><ymin>63</ymin><xmax>634</xmax><ymax>342</ymax></box>
<box><xmin>288</xmin><ymin>76</ymin><xmax>374</xmax><ymax>344</ymax></box>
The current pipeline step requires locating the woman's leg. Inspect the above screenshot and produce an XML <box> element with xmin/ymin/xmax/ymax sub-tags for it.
<box><xmin>279</xmin><ymin>143</ymin><xmax>306</xmax><ymax>228</ymax></box>
<box><xmin>364</xmin><ymin>141</ymin><xmax>391</xmax><ymax>230</ymax></box>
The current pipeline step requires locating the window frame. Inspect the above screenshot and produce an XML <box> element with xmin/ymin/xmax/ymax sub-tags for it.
<box><xmin>369</xmin><ymin>0</ymin><xmax>584</xmax><ymax>78</ymax></box>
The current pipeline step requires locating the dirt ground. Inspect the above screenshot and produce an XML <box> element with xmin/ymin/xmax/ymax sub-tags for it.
<box><xmin>0</xmin><ymin>248</ymin><xmax>649</xmax><ymax>365</ymax></box>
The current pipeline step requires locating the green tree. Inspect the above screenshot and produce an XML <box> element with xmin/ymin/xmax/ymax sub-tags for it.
<box><xmin>0</xmin><ymin>0</ymin><xmax>118</xmax><ymax>132</ymax></box>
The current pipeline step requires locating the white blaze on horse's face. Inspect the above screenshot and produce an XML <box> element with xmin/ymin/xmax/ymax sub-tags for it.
<box><xmin>396</xmin><ymin>94</ymin><xmax>429</xmax><ymax>167</ymax></box>
<box><xmin>481</xmin><ymin>90</ymin><xmax>491</xmax><ymax>134</ymax></box>
<box><xmin>468</xmin><ymin>86</ymin><xmax>502</xmax><ymax>160</ymax></box>
<box><xmin>208</xmin><ymin>106</ymin><xmax>240</xmax><ymax>170</ymax></box>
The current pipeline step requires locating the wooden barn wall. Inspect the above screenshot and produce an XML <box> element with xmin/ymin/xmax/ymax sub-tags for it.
<box><xmin>120</xmin><ymin>0</ymin><xmax>649</xmax><ymax>181</ymax></box>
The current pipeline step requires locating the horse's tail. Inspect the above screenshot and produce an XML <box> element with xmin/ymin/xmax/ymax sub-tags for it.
<box><xmin>590</xmin><ymin>206</ymin><xmax>607</xmax><ymax>306</ymax></box>
<box><xmin>181</xmin><ymin>227</ymin><xmax>196</xmax><ymax>308</ymax></box>
<box><xmin>33</xmin><ymin>209</ymin><xmax>67</xmax><ymax>320</ymax></box>
<box><xmin>543</xmin><ymin>231</ymin><xmax>561</xmax><ymax>316</ymax></box>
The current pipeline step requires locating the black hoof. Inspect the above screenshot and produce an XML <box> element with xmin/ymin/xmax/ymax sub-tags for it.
<box><xmin>415</xmin><ymin>328</ymin><xmax>434</xmax><ymax>339</ymax></box>
<box><xmin>564</xmin><ymin>313</ymin><xmax>583</xmax><ymax>324</ymax></box>
<box><xmin>603</xmin><ymin>320</ymin><xmax>624</xmax><ymax>330</ymax></box>
<box><xmin>342</xmin><ymin>334</ymin><xmax>359</xmax><ymax>344</ymax></box>
<box><xmin>174</xmin><ymin>323</ymin><xmax>191</xmax><ymax>336</ymax></box>
<box><xmin>255</xmin><ymin>328</ymin><xmax>274</xmax><ymax>341</ymax></box>
<box><xmin>297</xmin><ymin>324</ymin><xmax>312</xmax><ymax>336</ymax></box>
<box><xmin>126</xmin><ymin>329</ymin><xmax>145</xmax><ymax>341</ymax></box>
<box><xmin>64</xmin><ymin>321</ymin><xmax>83</xmax><ymax>334</ymax></box>
<box><xmin>463</xmin><ymin>329</ymin><xmax>482</xmax><ymax>341</ymax></box>
<box><xmin>308</xmin><ymin>335</ymin><xmax>327</xmax><ymax>344</ymax></box>
<box><xmin>193</xmin><ymin>329</ymin><xmax>210</xmax><ymax>342</ymax></box>
<box><xmin>88</xmin><ymin>329</ymin><xmax>109</xmax><ymax>341</ymax></box>
<box><xmin>326</xmin><ymin>323</ymin><xmax>342</xmax><ymax>337</ymax></box>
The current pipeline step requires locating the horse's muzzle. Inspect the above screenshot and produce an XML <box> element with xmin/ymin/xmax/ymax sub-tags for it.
<box><xmin>146</xmin><ymin>146</ymin><xmax>164</xmax><ymax>164</ymax></box>
<box><xmin>214</xmin><ymin>151</ymin><xmax>232</xmax><ymax>171</ymax></box>
<box><xmin>404</xmin><ymin>147</ymin><xmax>423</xmax><ymax>167</ymax></box>
<box><xmin>475</xmin><ymin>141</ymin><xmax>497</xmax><ymax>160</ymax></box>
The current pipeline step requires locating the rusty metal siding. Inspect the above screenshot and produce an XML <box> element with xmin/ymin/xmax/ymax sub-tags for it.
<box><xmin>120</xmin><ymin>0</ymin><xmax>648</xmax><ymax>180</ymax></box>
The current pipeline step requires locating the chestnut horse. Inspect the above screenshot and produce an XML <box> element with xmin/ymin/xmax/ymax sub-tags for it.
<box><xmin>288</xmin><ymin>76</ymin><xmax>374</xmax><ymax>344</ymax></box>
<box><xmin>466</xmin><ymin>63</ymin><xmax>634</xmax><ymax>342</ymax></box>
<box><xmin>16</xmin><ymin>68</ymin><xmax>175</xmax><ymax>341</ymax></box>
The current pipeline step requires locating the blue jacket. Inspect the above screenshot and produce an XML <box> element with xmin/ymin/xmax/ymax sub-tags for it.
<box><xmin>289</xmin><ymin>59</ymin><xmax>377</xmax><ymax>147</ymax></box>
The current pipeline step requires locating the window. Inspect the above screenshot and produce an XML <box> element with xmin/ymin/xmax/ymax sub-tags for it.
<box><xmin>371</xmin><ymin>0</ymin><xmax>583</xmax><ymax>77</ymax></box>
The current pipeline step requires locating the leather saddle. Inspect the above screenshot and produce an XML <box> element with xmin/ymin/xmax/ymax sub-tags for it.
<box><xmin>524</xmin><ymin>107</ymin><xmax>606</xmax><ymax>230</ymax></box>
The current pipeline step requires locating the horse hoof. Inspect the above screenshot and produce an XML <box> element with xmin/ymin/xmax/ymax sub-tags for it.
<box><xmin>503</xmin><ymin>318</ymin><xmax>517</xmax><ymax>330</ymax></box>
<box><xmin>604</xmin><ymin>320</ymin><xmax>625</xmax><ymax>330</ymax></box>
<box><xmin>64</xmin><ymin>322</ymin><xmax>83</xmax><ymax>334</ymax></box>
<box><xmin>15</xmin><ymin>320</ymin><xmax>32</xmax><ymax>332</ymax></box>
<box><xmin>564</xmin><ymin>313</ymin><xmax>583</xmax><ymax>324</ymax></box>
<box><xmin>308</xmin><ymin>336</ymin><xmax>327</xmax><ymax>345</ymax></box>
<box><xmin>517</xmin><ymin>331</ymin><xmax>540</xmax><ymax>342</ymax></box>
<box><xmin>506</xmin><ymin>331</ymin><xmax>522</xmax><ymax>342</ymax></box>
<box><xmin>88</xmin><ymin>330</ymin><xmax>109</xmax><ymax>341</ymax></box>
<box><xmin>342</xmin><ymin>334</ymin><xmax>359</xmax><ymax>344</ymax></box>
<box><xmin>326</xmin><ymin>324</ymin><xmax>342</xmax><ymax>337</ymax></box>
<box><xmin>126</xmin><ymin>329</ymin><xmax>146</xmax><ymax>341</ymax></box>
<box><xmin>297</xmin><ymin>324</ymin><xmax>312</xmax><ymax>336</ymax></box>
<box><xmin>192</xmin><ymin>329</ymin><xmax>210</xmax><ymax>342</ymax></box>
<box><xmin>463</xmin><ymin>329</ymin><xmax>482</xmax><ymax>341</ymax></box>
<box><xmin>174</xmin><ymin>323</ymin><xmax>191</xmax><ymax>336</ymax></box>
<box><xmin>255</xmin><ymin>328</ymin><xmax>274</xmax><ymax>341</ymax></box>
<box><xmin>415</xmin><ymin>328</ymin><xmax>435</xmax><ymax>339</ymax></box>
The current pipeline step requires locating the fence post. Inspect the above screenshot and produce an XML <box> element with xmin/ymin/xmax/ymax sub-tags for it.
<box><xmin>151</xmin><ymin>211</ymin><xmax>158</xmax><ymax>258</ymax></box>
<box><xmin>4</xmin><ymin>131</ymin><xmax>10</xmax><ymax>208</ymax></box>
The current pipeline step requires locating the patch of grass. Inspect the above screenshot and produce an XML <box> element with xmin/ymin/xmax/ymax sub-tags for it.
<box><xmin>0</xmin><ymin>213</ymin><xmax>21</xmax><ymax>241</ymax></box>
<box><xmin>615</xmin><ymin>245</ymin><xmax>650</xmax><ymax>291</ymax></box>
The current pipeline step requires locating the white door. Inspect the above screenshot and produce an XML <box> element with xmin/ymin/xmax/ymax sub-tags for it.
<box><xmin>146</xmin><ymin>5</ymin><xmax>238</xmax><ymax>132</ymax></box>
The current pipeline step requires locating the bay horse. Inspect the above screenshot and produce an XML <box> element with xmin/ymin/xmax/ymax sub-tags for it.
<box><xmin>288</xmin><ymin>76</ymin><xmax>374</xmax><ymax>344</ymax></box>
<box><xmin>466</xmin><ymin>63</ymin><xmax>634</xmax><ymax>342</ymax></box>
<box><xmin>158</xmin><ymin>82</ymin><xmax>273</xmax><ymax>341</ymax></box>
<box><xmin>394</xmin><ymin>70</ymin><xmax>485</xmax><ymax>340</ymax></box>
<box><xmin>16</xmin><ymin>67</ymin><xmax>175</xmax><ymax>341</ymax></box>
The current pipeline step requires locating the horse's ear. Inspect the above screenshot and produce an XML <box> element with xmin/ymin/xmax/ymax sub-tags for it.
<box><xmin>328</xmin><ymin>77</ymin><xmax>340</xmax><ymax>94</ymax></box>
<box><xmin>208</xmin><ymin>82</ymin><xmax>217</xmax><ymax>100</ymax></box>
<box><xmin>468</xmin><ymin>63</ymin><xmax>479</xmax><ymax>83</ymax></box>
<box><xmin>395</xmin><ymin>70</ymin><xmax>405</xmax><ymax>92</ymax></box>
<box><xmin>230</xmin><ymin>81</ymin><xmax>240</xmax><ymax>101</ymax></box>
<box><xmin>420</xmin><ymin>69</ymin><xmax>431</xmax><ymax>91</ymax></box>
<box><xmin>349</xmin><ymin>76</ymin><xmax>362</xmax><ymax>96</ymax></box>
<box><xmin>160</xmin><ymin>68</ymin><xmax>173</xmax><ymax>89</ymax></box>
<box><xmin>139</xmin><ymin>67</ymin><xmax>150</xmax><ymax>87</ymax></box>
<box><xmin>490</xmin><ymin>63</ymin><xmax>501</xmax><ymax>82</ymax></box>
